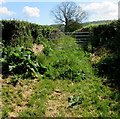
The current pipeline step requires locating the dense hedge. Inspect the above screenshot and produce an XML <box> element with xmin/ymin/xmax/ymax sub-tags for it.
<box><xmin>1</xmin><ymin>20</ymin><xmax>60</xmax><ymax>47</ymax></box>
<box><xmin>76</xmin><ymin>20</ymin><xmax>120</xmax><ymax>53</ymax></box>
<box><xmin>76</xmin><ymin>20</ymin><xmax>120</xmax><ymax>84</ymax></box>
<box><xmin>92</xmin><ymin>20</ymin><xmax>120</xmax><ymax>84</ymax></box>
<box><xmin>91</xmin><ymin>20</ymin><xmax>120</xmax><ymax>53</ymax></box>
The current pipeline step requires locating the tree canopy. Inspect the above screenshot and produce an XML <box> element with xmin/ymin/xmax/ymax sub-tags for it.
<box><xmin>51</xmin><ymin>2</ymin><xmax>87</xmax><ymax>32</ymax></box>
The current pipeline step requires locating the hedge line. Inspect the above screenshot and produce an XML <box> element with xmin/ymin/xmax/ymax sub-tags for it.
<box><xmin>1</xmin><ymin>20</ymin><xmax>60</xmax><ymax>47</ymax></box>
<box><xmin>76</xmin><ymin>20</ymin><xmax>120</xmax><ymax>54</ymax></box>
<box><xmin>92</xmin><ymin>20</ymin><xmax>120</xmax><ymax>53</ymax></box>
<box><xmin>75</xmin><ymin>20</ymin><xmax>120</xmax><ymax>84</ymax></box>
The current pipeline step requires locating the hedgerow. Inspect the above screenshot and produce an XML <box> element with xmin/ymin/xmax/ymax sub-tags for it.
<box><xmin>76</xmin><ymin>20</ymin><xmax>120</xmax><ymax>84</ymax></box>
<box><xmin>1</xmin><ymin>20</ymin><xmax>60</xmax><ymax>47</ymax></box>
<box><xmin>75</xmin><ymin>20</ymin><xmax>120</xmax><ymax>52</ymax></box>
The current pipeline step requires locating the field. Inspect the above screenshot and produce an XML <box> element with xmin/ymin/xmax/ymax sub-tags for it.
<box><xmin>1</xmin><ymin>20</ymin><xmax>120</xmax><ymax>118</ymax></box>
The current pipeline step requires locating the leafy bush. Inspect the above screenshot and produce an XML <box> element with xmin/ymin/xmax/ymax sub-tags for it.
<box><xmin>2</xmin><ymin>46</ymin><xmax>47</xmax><ymax>78</ymax></box>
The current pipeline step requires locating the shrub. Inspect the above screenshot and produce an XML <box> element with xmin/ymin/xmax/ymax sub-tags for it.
<box><xmin>2</xmin><ymin>46</ymin><xmax>47</xmax><ymax>78</ymax></box>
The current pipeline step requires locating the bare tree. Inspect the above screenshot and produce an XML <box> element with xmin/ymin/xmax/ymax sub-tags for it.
<box><xmin>51</xmin><ymin>2</ymin><xmax>87</xmax><ymax>32</ymax></box>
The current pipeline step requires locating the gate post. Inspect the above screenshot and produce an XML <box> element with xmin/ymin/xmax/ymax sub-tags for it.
<box><xmin>118</xmin><ymin>1</ymin><xmax>120</xmax><ymax>19</ymax></box>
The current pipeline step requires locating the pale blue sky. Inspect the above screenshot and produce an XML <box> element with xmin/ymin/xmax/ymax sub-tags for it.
<box><xmin>2</xmin><ymin>2</ymin><xmax>59</xmax><ymax>25</ymax></box>
<box><xmin>0</xmin><ymin>0</ymin><xmax>119</xmax><ymax>25</ymax></box>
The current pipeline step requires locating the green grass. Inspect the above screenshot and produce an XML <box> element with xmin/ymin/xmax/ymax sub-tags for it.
<box><xmin>2</xmin><ymin>77</ymin><xmax>120</xmax><ymax>117</ymax></box>
<box><xmin>2</xmin><ymin>46</ymin><xmax>120</xmax><ymax>118</ymax></box>
<box><xmin>36</xmin><ymin>39</ymin><xmax>93</xmax><ymax>82</ymax></box>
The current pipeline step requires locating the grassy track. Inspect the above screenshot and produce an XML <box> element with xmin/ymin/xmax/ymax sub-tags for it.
<box><xmin>2</xmin><ymin>77</ymin><xmax>120</xmax><ymax>117</ymax></box>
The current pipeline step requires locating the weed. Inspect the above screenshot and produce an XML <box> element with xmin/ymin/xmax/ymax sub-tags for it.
<box><xmin>68</xmin><ymin>95</ymin><xmax>84</xmax><ymax>109</ymax></box>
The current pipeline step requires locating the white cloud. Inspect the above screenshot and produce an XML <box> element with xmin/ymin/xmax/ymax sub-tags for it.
<box><xmin>0</xmin><ymin>6</ymin><xmax>15</xmax><ymax>16</ymax></box>
<box><xmin>23</xmin><ymin>6</ymin><xmax>40</xmax><ymax>18</ymax></box>
<box><xmin>3</xmin><ymin>0</ymin><xmax>120</xmax><ymax>2</ymax></box>
<box><xmin>0</xmin><ymin>0</ymin><xmax>6</xmax><ymax>4</ymax></box>
<box><xmin>81</xmin><ymin>1</ymin><xmax>118</xmax><ymax>21</ymax></box>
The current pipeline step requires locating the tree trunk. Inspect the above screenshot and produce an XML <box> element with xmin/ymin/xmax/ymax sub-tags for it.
<box><xmin>65</xmin><ymin>18</ymin><xmax>69</xmax><ymax>32</ymax></box>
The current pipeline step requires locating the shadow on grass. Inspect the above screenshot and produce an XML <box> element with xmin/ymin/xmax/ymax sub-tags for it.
<box><xmin>96</xmin><ymin>56</ymin><xmax>120</xmax><ymax>91</ymax></box>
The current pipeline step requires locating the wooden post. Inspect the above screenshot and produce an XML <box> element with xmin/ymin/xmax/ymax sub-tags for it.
<box><xmin>118</xmin><ymin>1</ymin><xmax>120</xmax><ymax>19</ymax></box>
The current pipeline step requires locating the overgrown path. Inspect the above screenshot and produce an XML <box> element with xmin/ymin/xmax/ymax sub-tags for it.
<box><xmin>2</xmin><ymin>77</ymin><xmax>120</xmax><ymax>117</ymax></box>
<box><xmin>1</xmin><ymin>19</ymin><xmax>120</xmax><ymax>118</ymax></box>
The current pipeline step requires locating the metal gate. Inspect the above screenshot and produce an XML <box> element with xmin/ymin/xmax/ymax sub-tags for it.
<box><xmin>49</xmin><ymin>32</ymin><xmax>92</xmax><ymax>49</ymax></box>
